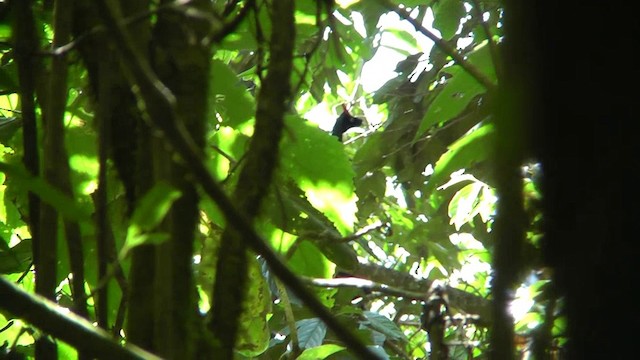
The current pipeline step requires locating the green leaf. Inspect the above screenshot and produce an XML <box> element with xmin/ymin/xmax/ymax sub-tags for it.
<box><xmin>122</xmin><ymin>182</ymin><xmax>181</xmax><ymax>252</ymax></box>
<box><xmin>288</xmin><ymin>240</ymin><xmax>334</xmax><ymax>278</ymax></box>
<box><xmin>424</xmin><ymin>122</ymin><xmax>495</xmax><ymax>197</ymax></box>
<box><xmin>297</xmin><ymin>344</ymin><xmax>345</xmax><ymax>360</ymax></box>
<box><xmin>296</xmin><ymin>318</ymin><xmax>327</xmax><ymax>349</ymax></box>
<box><xmin>416</xmin><ymin>44</ymin><xmax>496</xmax><ymax>139</ymax></box>
<box><xmin>362</xmin><ymin>311</ymin><xmax>407</xmax><ymax>342</ymax></box>
<box><xmin>209</xmin><ymin>60</ymin><xmax>255</xmax><ymax>128</ymax></box>
<box><xmin>0</xmin><ymin>117</ymin><xmax>22</xmax><ymax>144</ymax></box>
<box><xmin>449</xmin><ymin>182</ymin><xmax>483</xmax><ymax>230</ymax></box>
<box><xmin>0</xmin><ymin>239</ymin><xmax>31</xmax><ymax>274</ymax></box>
<box><xmin>280</xmin><ymin>116</ymin><xmax>358</xmax><ymax>234</ymax></box>
<box><xmin>130</xmin><ymin>182</ymin><xmax>182</xmax><ymax>232</ymax></box>
<box><xmin>0</xmin><ymin>162</ymin><xmax>92</xmax><ymax>223</ymax></box>
<box><xmin>236</xmin><ymin>257</ymin><xmax>271</xmax><ymax>357</ymax></box>
<box><xmin>466</xmin><ymin>42</ymin><xmax>498</xmax><ymax>78</ymax></box>
<box><xmin>433</xmin><ymin>0</ymin><xmax>466</xmax><ymax>40</ymax></box>
<box><xmin>417</xmin><ymin>67</ymin><xmax>484</xmax><ymax>138</ymax></box>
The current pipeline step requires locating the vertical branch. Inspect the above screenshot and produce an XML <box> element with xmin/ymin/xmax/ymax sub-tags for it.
<box><xmin>45</xmin><ymin>0</ymin><xmax>89</xmax><ymax>324</ymax></box>
<box><xmin>151</xmin><ymin>0</ymin><xmax>214</xmax><ymax>357</ymax></box>
<box><xmin>208</xmin><ymin>0</ymin><xmax>295</xmax><ymax>355</ymax></box>
<box><xmin>95</xmin><ymin>56</ymin><xmax>113</xmax><ymax>330</ymax></box>
<box><xmin>490</xmin><ymin>0</ymin><xmax>529</xmax><ymax>358</ymax></box>
<box><xmin>12</xmin><ymin>0</ymin><xmax>41</xmax><ymax>277</ymax></box>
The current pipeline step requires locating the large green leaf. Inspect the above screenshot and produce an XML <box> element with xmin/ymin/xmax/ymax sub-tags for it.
<box><xmin>416</xmin><ymin>44</ymin><xmax>496</xmax><ymax>139</ymax></box>
<box><xmin>433</xmin><ymin>0</ymin><xmax>466</xmax><ymax>40</ymax></box>
<box><xmin>0</xmin><ymin>162</ymin><xmax>92</xmax><ymax>223</ymax></box>
<box><xmin>280</xmin><ymin>116</ymin><xmax>358</xmax><ymax>235</ymax></box>
<box><xmin>288</xmin><ymin>240</ymin><xmax>334</xmax><ymax>279</ymax></box>
<box><xmin>424</xmin><ymin>122</ymin><xmax>495</xmax><ymax>198</ymax></box>
<box><xmin>209</xmin><ymin>59</ymin><xmax>255</xmax><ymax>128</ymax></box>
<box><xmin>296</xmin><ymin>318</ymin><xmax>327</xmax><ymax>349</ymax></box>
<box><xmin>362</xmin><ymin>311</ymin><xmax>407</xmax><ymax>342</ymax></box>
<box><xmin>416</xmin><ymin>66</ymin><xmax>484</xmax><ymax>138</ymax></box>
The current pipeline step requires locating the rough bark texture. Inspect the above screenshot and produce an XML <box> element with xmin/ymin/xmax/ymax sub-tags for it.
<box><xmin>208</xmin><ymin>0</ymin><xmax>295</xmax><ymax>356</ymax></box>
<box><xmin>150</xmin><ymin>0</ymin><xmax>213</xmax><ymax>357</ymax></box>
<box><xmin>73</xmin><ymin>0</ymin><xmax>154</xmax><ymax>349</ymax></box>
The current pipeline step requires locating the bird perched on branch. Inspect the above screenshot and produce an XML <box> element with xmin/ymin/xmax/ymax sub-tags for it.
<box><xmin>331</xmin><ymin>104</ymin><xmax>363</xmax><ymax>142</ymax></box>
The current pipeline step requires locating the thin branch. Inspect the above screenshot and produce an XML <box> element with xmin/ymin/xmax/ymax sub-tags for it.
<box><xmin>303</xmin><ymin>276</ymin><xmax>426</xmax><ymax>300</ymax></box>
<box><xmin>380</xmin><ymin>0</ymin><xmax>498</xmax><ymax>92</ymax></box>
<box><xmin>47</xmin><ymin>0</ymin><xmax>208</xmax><ymax>56</ymax></box>
<box><xmin>468</xmin><ymin>0</ymin><xmax>503</xmax><ymax>82</ymax></box>
<box><xmin>46</xmin><ymin>0</ymin><xmax>89</xmax><ymax>322</ymax></box>
<box><xmin>275</xmin><ymin>278</ymin><xmax>300</xmax><ymax>357</ymax></box>
<box><xmin>209</xmin><ymin>0</ymin><xmax>290</xmax><ymax>352</ymax></box>
<box><xmin>206</xmin><ymin>0</ymin><xmax>255</xmax><ymax>44</ymax></box>
<box><xmin>339</xmin><ymin>221</ymin><xmax>387</xmax><ymax>243</ymax></box>
<box><xmin>291</xmin><ymin>0</ymin><xmax>325</xmax><ymax>96</ymax></box>
<box><xmin>12</xmin><ymin>0</ymin><xmax>41</xmax><ymax>299</ymax></box>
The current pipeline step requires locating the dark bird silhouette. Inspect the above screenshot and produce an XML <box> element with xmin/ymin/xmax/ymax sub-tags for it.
<box><xmin>331</xmin><ymin>104</ymin><xmax>363</xmax><ymax>142</ymax></box>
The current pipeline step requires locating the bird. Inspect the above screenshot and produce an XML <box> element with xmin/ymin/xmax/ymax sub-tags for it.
<box><xmin>331</xmin><ymin>104</ymin><xmax>363</xmax><ymax>142</ymax></box>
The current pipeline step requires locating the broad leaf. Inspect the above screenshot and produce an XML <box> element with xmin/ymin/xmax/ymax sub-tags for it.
<box><xmin>280</xmin><ymin>116</ymin><xmax>358</xmax><ymax>235</ymax></box>
<box><xmin>209</xmin><ymin>60</ymin><xmax>255</xmax><ymax>128</ymax></box>
<box><xmin>0</xmin><ymin>162</ymin><xmax>92</xmax><ymax>223</ymax></box>
<box><xmin>362</xmin><ymin>311</ymin><xmax>407</xmax><ymax>342</ymax></box>
<box><xmin>433</xmin><ymin>0</ymin><xmax>466</xmax><ymax>40</ymax></box>
<box><xmin>424</xmin><ymin>122</ymin><xmax>495</xmax><ymax>197</ymax></box>
<box><xmin>123</xmin><ymin>182</ymin><xmax>181</xmax><ymax>252</ymax></box>
<box><xmin>297</xmin><ymin>344</ymin><xmax>345</xmax><ymax>360</ymax></box>
<box><xmin>296</xmin><ymin>318</ymin><xmax>327</xmax><ymax>349</ymax></box>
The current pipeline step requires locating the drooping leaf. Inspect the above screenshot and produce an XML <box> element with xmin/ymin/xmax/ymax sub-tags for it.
<box><xmin>416</xmin><ymin>44</ymin><xmax>496</xmax><ymax>139</ymax></box>
<box><xmin>417</xmin><ymin>66</ymin><xmax>484</xmax><ymax>138</ymax></box>
<box><xmin>0</xmin><ymin>162</ymin><xmax>92</xmax><ymax>223</ymax></box>
<box><xmin>296</xmin><ymin>318</ymin><xmax>327</xmax><ymax>349</ymax></box>
<box><xmin>362</xmin><ymin>311</ymin><xmax>407</xmax><ymax>342</ymax></box>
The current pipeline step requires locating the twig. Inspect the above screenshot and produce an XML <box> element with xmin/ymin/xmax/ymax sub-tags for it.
<box><xmin>206</xmin><ymin>0</ymin><xmax>255</xmax><ymax>44</ymax></box>
<box><xmin>303</xmin><ymin>276</ymin><xmax>426</xmax><ymax>300</ymax></box>
<box><xmin>468</xmin><ymin>0</ymin><xmax>502</xmax><ymax>82</ymax></box>
<box><xmin>379</xmin><ymin>0</ymin><xmax>498</xmax><ymax>92</ymax></box>
<box><xmin>339</xmin><ymin>221</ymin><xmax>388</xmax><ymax>243</ymax></box>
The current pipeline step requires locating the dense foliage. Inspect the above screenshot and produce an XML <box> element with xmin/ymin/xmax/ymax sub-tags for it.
<box><xmin>0</xmin><ymin>0</ymin><xmax>558</xmax><ymax>359</ymax></box>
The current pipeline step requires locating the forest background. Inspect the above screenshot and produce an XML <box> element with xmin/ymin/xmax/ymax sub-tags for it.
<box><xmin>0</xmin><ymin>0</ymin><xmax>635</xmax><ymax>359</ymax></box>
